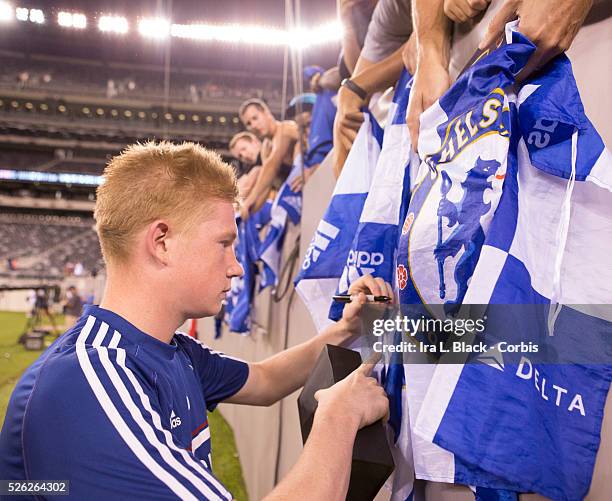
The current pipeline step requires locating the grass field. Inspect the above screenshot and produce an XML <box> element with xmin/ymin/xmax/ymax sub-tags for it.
<box><xmin>0</xmin><ymin>310</ymin><xmax>248</xmax><ymax>500</ymax></box>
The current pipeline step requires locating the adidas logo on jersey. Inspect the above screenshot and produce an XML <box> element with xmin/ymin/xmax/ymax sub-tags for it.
<box><xmin>301</xmin><ymin>220</ymin><xmax>340</xmax><ymax>270</ymax></box>
<box><xmin>170</xmin><ymin>410</ymin><xmax>182</xmax><ymax>429</ymax></box>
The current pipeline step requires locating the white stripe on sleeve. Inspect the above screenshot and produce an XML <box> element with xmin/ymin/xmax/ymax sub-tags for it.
<box><xmin>192</xmin><ymin>427</ymin><xmax>211</xmax><ymax>454</ymax></box>
<box><xmin>75</xmin><ymin>317</ymin><xmax>199</xmax><ymax>500</ymax></box>
<box><xmin>113</xmin><ymin>339</ymin><xmax>231</xmax><ymax>499</ymax></box>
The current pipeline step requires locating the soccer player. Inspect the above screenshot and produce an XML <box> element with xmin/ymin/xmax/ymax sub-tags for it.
<box><xmin>0</xmin><ymin>142</ymin><xmax>390</xmax><ymax>500</ymax></box>
<box><xmin>238</xmin><ymin>99</ymin><xmax>298</xmax><ymax>219</ymax></box>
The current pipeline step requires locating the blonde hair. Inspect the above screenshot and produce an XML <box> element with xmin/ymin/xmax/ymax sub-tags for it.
<box><xmin>94</xmin><ymin>141</ymin><xmax>238</xmax><ymax>263</ymax></box>
<box><xmin>229</xmin><ymin>131</ymin><xmax>259</xmax><ymax>150</ymax></box>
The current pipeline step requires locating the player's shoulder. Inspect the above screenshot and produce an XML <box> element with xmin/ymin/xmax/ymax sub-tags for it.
<box><xmin>174</xmin><ymin>331</ymin><xmax>213</xmax><ymax>353</ymax></box>
<box><xmin>33</xmin><ymin>315</ymin><xmax>149</xmax><ymax>396</ymax></box>
<box><xmin>173</xmin><ymin>333</ymin><xmax>244</xmax><ymax>365</ymax></box>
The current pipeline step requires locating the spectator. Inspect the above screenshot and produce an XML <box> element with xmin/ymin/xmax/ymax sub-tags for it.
<box><xmin>406</xmin><ymin>0</ymin><xmax>451</xmax><ymax>150</ymax></box>
<box><xmin>106</xmin><ymin>79</ymin><xmax>117</xmax><ymax>98</ymax></box>
<box><xmin>74</xmin><ymin>261</ymin><xmax>84</xmax><ymax>276</ymax></box>
<box><xmin>63</xmin><ymin>285</ymin><xmax>83</xmax><ymax>329</ymax></box>
<box><xmin>407</xmin><ymin>0</ymin><xmax>597</xmax><ymax>148</ymax></box>
<box><xmin>284</xmin><ymin>93</ymin><xmax>316</xmax><ymax>190</ymax></box>
<box><xmin>229</xmin><ymin>131</ymin><xmax>265</xmax><ymax>199</ymax></box>
<box><xmin>238</xmin><ymin>98</ymin><xmax>299</xmax><ymax>219</ymax></box>
<box><xmin>64</xmin><ymin>259</ymin><xmax>75</xmax><ymax>276</ymax></box>
<box><xmin>333</xmin><ymin>0</ymin><xmax>416</xmax><ymax>176</ymax></box>
<box><xmin>229</xmin><ymin>131</ymin><xmax>263</xmax><ymax>168</ymax></box>
<box><xmin>33</xmin><ymin>288</ymin><xmax>57</xmax><ymax>332</ymax></box>
<box><xmin>189</xmin><ymin>84</ymin><xmax>200</xmax><ymax>103</ymax></box>
<box><xmin>337</xmin><ymin>0</ymin><xmax>379</xmax><ymax>78</ymax></box>
<box><xmin>17</xmin><ymin>71</ymin><xmax>29</xmax><ymax>89</ymax></box>
<box><xmin>285</xmin><ymin>93</ymin><xmax>316</xmax><ymax>140</ymax></box>
<box><xmin>292</xmin><ymin>68</ymin><xmax>339</xmax><ymax>191</ymax></box>
<box><xmin>453</xmin><ymin>0</ymin><xmax>594</xmax><ymax>80</ymax></box>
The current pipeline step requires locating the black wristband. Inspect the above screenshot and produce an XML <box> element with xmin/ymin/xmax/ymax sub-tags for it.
<box><xmin>341</xmin><ymin>78</ymin><xmax>368</xmax><ymax>100</ymax></box>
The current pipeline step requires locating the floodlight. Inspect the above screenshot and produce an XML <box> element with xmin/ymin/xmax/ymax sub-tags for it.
<box><xmin>138</xmin><ymin>18</ymin><xmax>170</xmax><ymax>39</ymax></box>
<box><xmin>0</xmin><ymin>2</ymin><xmax>13</xmax><ymax>22</ymax></box>
<box><xmin>15</xmin><ymin>7</ymin><xmax>27</xmax><ymax>21</ymax></box>
<box><xmin>58</xmin><ymin>11</ymin><xmax>86</xmax><ymax>29</ymax></box>
<box><xmin>99</xmin><ymin>15</ymin><xmax>128</xmax><ymax>34</ymax></box>
<box><xmin>29</xmin><ymin>8</ymin><xmax>43</xmax><ymax>24</ymax></box>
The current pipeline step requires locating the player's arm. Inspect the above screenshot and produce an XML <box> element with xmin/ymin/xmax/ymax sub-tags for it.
<box><xmin>406</xmin><ymin>0</ymin><xmax>452</xmax><ymax>150</ymax></box>
<box><xmin>265</xmin><ymin>359</ymin><xmax>388</xmax><ymax>500</ymax></box>
<box><xmin>242</xmin><ymin>123</ymin><xmax>295</xmax><ymax>217</ymax></box>
<box><xmin>226</xmin><ymin>275</ymin><xmax>393</xmax><ymax>406</ymax></box>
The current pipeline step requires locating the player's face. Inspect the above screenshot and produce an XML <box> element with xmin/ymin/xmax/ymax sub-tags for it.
<box><xmin>231</xmin><ymin>138</ymin><xmax>260</xmax><ymax>165</ymax></box>
<box><xmin>174</xmin><ymin>201</ymin><xmax>243</xmax><ymax>318</ymax></box>
<box><xmin>241</xmin><ymin>106</ymin><xmax>271</xmax><ymax>138</ymax></box>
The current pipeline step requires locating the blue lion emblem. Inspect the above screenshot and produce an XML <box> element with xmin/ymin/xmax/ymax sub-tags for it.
<box><xmin>434</xmin><ymin>157</ymin><xmax>500</xmax><ymax>313</ymax></box>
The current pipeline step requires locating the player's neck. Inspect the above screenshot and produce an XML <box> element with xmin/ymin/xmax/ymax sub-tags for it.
<box><xmin>99</xmin><ymin>271</ymin><xmax>181</xmax><ymax>344</ymax></box>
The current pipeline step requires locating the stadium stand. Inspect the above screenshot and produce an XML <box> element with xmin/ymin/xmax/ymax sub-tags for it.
<box><xmin>0</xmin><ymin>212</ymin><xmax>102</xmax><ymax>279</ymax></box>
<box><xmin>0</xmin><ymin>50</ymin><xmax>283</xmax><ymax>109</ymax></box>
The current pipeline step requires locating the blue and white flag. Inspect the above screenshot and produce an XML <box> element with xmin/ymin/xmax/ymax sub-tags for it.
<box><xmin>330</xmin><ymin>70</ymin><xmax>417</xmax><ymax>322</ymax></box>
<box><xmin>319</xmin><ymin>71</ymin><xmax>418</xmax><ymax>501</ymax></box>
<box><xmin>411</xmin><ymin>26</ymin><xmax>612</xmax><ymax>501</ymax></box>
<box><xmin>259</xmin><ymin>160</ymin><xmax>303</xmax><ymax>290</ymax></box>
<box><xmin>295</xmin><ymin>112</ymin><xmax>383</xmax><ymax>332</ymax></box>
<box><xmin>394</xmin><ymin>21</ymin><xmax>536</xmax><ymax>490</ymax></box>
<box><xmin>224</xmin><ymin>202</ymin><xmax>272</xmax><ymax>334</ymax></box>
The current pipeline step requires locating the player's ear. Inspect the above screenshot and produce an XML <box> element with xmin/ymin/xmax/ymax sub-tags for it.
<box><xmin>145</xmin><ymin>219</ymin><xmax>171</xmax><ymax>266</ymax></box>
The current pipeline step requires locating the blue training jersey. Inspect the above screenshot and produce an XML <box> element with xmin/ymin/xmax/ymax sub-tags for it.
<box><xmin>0</xmin><ymin>305</ymin><xmax>249</xmax><ymax>500</ymax></box>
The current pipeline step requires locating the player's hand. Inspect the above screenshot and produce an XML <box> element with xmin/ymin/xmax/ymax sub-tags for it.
<box><xmin>339</xmin><ymin>274</ymin><xmax>394</xmax><ymax>336</ymax></box>
<box><xmin>444</xmin><ymin>0</ymin><xmax>491</xmax><ymax>23</ymax></box>
<box><xmin>479</xmin><ymin>0</ymin><xmax>593</xmax><ymax>82</ymax></box>
<box><xmin>332</xmin><ymin>84</ymin><xmax>366</xmax><ymax>176</ymax></box>
<box><xmin>406</xmin><ymin>55</ymin><xmax>451</xmax><ymax>152</ymax></box>
<box><xmin>314</xmin><ymin>354</ymin><xmax>389</xmax><ymax>430</ymax></box>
